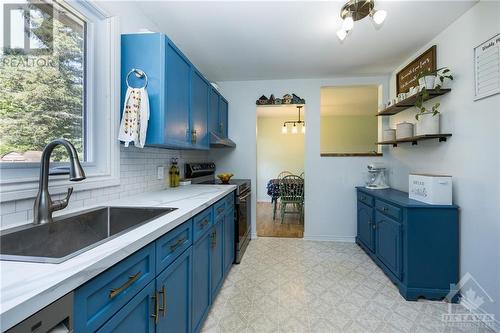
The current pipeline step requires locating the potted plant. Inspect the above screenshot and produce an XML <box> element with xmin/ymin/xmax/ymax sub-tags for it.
<box><xmin>414</xmin><ymin>67</ymin><xmax>453</xmax><ymax>135</ymax></box>
<box><xmin>417</xmin><ymin>67</ymin><xmax>453</xmax><ymax>90</ymax></box>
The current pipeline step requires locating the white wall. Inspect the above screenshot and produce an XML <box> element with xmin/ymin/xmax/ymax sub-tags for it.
<box><xmin>256</xmin><ymin>115</ymin><xmax>305</xmax><ymax>202</ymax></box>
<box><xmin>210</xmin><ymin>76</ymin><xmax>388</xmax><ymax>240</ymax></box>
<box><xmin>385</xmin><ymin>1</ymin><xmax>500</xmax><ymax>327</ymax></box>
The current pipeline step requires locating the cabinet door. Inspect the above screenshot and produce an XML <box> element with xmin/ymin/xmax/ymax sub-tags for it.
<box><xmin>211</xmin><ymin>217</ymin><xmax>224</xmax><ymax>299</ymax></box>
<box><xmin>219</xmin><ymin>97</ymin><xmax>228</xmax><ymax>138</ymax></box>
<box><xmin>165</xmin><ymin>41</ymin><xmax>191</xmax><ymax>148</ymax></box>
<box><xmin>223</xmin><ymin>208</ymin><xmax>235</xmax><ymax>275</ymax></box>
<box><xmin>156</xmin><ymin>248</ymin><xmax>192</xmax><ymax>333</ymax></box>
<box><xmin>190</xmin><ymin>70</ymin><xmax>209</xmax><ymax>149</ymax></box>
<box><xmin>375</xmin><ymin>212</ymin><xmax>402</xmax><ymax>279</ymax></box>
<box><xmin>209</xmin><ymin>88</ymin><xmax>220</xmax><ymax>135</ymax></box>
<box><xmin>192</xmin><ymin>231</ymin><xmax>211</xmax><ymax>333</ymax></box>
<box><xmin>96</xmin><ymin>280</ymin><xmax>155</xmax><ymax>333</ymax></box>
<box><xmin>357</xmin><ymin>201</ymin><xmax>374</xmax><ymax>252</ymax></box>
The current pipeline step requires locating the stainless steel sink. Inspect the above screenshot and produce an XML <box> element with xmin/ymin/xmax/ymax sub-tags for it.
<box><xmin>0</xmin><ymin>206</ymin><xmax>176</xmax><ymax>264</ymax></box>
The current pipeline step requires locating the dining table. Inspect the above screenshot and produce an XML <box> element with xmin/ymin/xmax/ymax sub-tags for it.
<box><xmin>267</xmin><ymin>178</ymin><xmax>304</xmax><ymax>220</ymax></box>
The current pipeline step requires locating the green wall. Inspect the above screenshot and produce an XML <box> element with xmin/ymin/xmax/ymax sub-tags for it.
<box><xmin>320</xmin><ymin>115</ymin><xmax>378</xmax><ymax>153</ymax></box>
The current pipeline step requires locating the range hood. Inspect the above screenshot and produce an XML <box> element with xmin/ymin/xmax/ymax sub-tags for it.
<box><xmin>210</xmin><ymin>132</ymin><xmax>236</xmax><ymax>148</ymax></box>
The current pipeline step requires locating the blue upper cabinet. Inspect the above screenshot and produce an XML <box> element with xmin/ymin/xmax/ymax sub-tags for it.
<box><xmin>165</xmin><ymin>41</ymin><xmax>191</xmax><ymax>148</ymax></box>
<box><xmin>219</xmin><ymin>97</ymin><xmax>228</xmax><ymax>138</ymax></box>
<box><xmin>190</xmin><ymin>69</ymin><xmax>210</xmax><ymax>149</ymax></box>
<box><xmin>209</xmin><ymin>87</ymin><xmax>220</xmax><ymax>137</ymax></box>
<box><xmin>121</xmin><ymin>33</ymin><xmax>221</xmax><ymax>150</ymax></box>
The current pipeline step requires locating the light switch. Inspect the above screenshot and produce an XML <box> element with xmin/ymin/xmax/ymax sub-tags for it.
<box><xmin>157</xmin><ymin>166</ymin><xmax>164</xmax><ymax>180</ymax></box>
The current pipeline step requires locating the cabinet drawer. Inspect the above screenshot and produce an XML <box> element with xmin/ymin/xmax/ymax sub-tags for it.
<box><xmin>156</xmin><ymin>220</ymin><xmax>193</xmax><ymax>273</ymax></box>
<box><xmin>193</xmin><ymin>207</ymin><xmax>213</xmax><ymax>242</ymax></box>
<box><xmin>214</xmin><ymin>200</ymin><xmax>225</xmax><ymax>218</ymax></box>
<box><xmin>74</xmin><ymin>244</ymin><xmax>155</xmax><ymax>332</ymax></box>
<box><xmin>357</xmin><ymin>192</ymin><xmax>374</xmax><ymax>207</ymax></box>
<box><xmin>375</xmin><ymin>199</ymin><xmax>401</xmax><ymax>221</ymax></box>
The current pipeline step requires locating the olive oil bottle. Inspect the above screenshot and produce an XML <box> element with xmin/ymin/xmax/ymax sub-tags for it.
<box><xmin>169</xmin><ymin>158</ymin><xmax>180</xmax><ymax>187</ymax></box>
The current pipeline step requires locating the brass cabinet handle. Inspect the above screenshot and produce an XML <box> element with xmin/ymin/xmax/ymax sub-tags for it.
<box><xmin>217</xmin><ymin>207</ymin><xmax>224</xmax><ymax>214</ymax></box>
<box><xmin>191</xmin><ymin>130</ymin><xmax>197</xmax><ymax>144</ymax></box>
<box><xmin>109</xmin><ymin>271</ymin><xmax>141</xmax><ymax>299</ymax></box>
<box><xmin>211</xmin><ymin>231</ymin><xmax>217</xmax><ymax>247</ymax></box>
<box><xmin>382</xmin><ymin>207</ymin><xmax>389</xmax><ymax>211</ymax></box>
<box><xmin>199</xmin><ymin>219</ymin><xmax>209</xmax><ymax>228</ymax></box>
<box><xmin>372</xmin><ymin>223</ymin><xmax>377</xmax><ymax>229</ymax></box>
<box><xmin>151</xmin><ymin>291</ymin><xmax>160</xmax><ymax>324</ymax></box>
<box><xmin>159</xmin><ymin>285</ymin><xmax>167</xmax><ymax>317</ymax></box>
<box><xmin>170</xmin><ymin>236</ymin><xmax>187</xmax><ymax>252</ymax></box>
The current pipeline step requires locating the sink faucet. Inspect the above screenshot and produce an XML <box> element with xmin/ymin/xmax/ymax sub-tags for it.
<box><xmin>33</xmin><ymin>139</ymin><xmax>86</xmax><ymax>225</ymax></box>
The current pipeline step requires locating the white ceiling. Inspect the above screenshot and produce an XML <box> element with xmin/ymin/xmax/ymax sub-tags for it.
<box><xmin>321</xmin><ymin>85</ymin><xmax>378</xmax><ymax>115</ymax></box>
<box><xmin>136</xmin><ymin>1</ymin><xmax>476</xmax><ymax>82</ymax></box>
<box><xmin>257</xmin><ymin>105</ymin><xmax>306</xmax><ymax>118</ymax></box>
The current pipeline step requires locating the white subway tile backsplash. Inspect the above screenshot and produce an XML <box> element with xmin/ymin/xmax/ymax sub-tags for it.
<box><xmin>0</xmin><ymin>145</ymin><xmax>208</xmax><ymax>229</ymax></box>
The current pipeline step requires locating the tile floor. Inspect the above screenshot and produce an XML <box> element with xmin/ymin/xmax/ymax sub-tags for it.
<box><xmin>201</xmin><ymin>238</ymin><xmax>494</xmax><ymax>333</ymax></box>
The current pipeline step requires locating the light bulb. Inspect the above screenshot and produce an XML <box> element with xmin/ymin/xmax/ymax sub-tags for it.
<box><xmin>282</xmin><ymin>125</ymin><xmax>287</xmax><ymax>134</ymax></box>
<box><xmin>336</xmin><ymin>29</ymin><xmax>347</xmax><ymax>41</ymax></box>
<box><xmin>342</xmin><ymin>15</ymin><xmax>354</xmax><ymax>31</ymax></box>
<box><xmin>372</xmin><ymin>10</ymin><xmax>387</xmax><ymax>25</ymax></box>
<box><xmin>291</xmin><ymin>124</ymin><xmax>298</xmax><ymax>134</ymax></box>
<box><xmin>301</xmin><ymin>124</ymin><xmax>306</xmax><ymax>134</ymax></box>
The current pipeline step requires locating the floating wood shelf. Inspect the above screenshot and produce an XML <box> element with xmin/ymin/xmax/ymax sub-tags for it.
<box><xmin>377</xmin><ymin>134</ymin><xmax>452</xmax><ymax>147</ymax></box>
<box><xmin>377</xmin><ymin>89</ymin><xmax>451</xmax><ymax>116</ymax></box>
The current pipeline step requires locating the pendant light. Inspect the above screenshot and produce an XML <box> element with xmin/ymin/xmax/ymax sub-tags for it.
<box><xmin>336</xmin><ymin>0</ymin><xmax>387</xmax><ymax>41</ymax></box>
<box><xmin>281</xmin><ymin>106</ymin><xmax>305</xmax><ymax>135</ymax></box>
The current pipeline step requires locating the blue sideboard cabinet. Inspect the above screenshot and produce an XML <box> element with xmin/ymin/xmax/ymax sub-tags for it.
<box><xmin>121</xmin><ymin>33</ymin><xmax>229</xmax><ymax>150</ymax></box>
<box><xmin>356</xmin><ymin>187</ymin><xmax>459</xmax><ymax>301</ymax></box>
<box><xmin>74</xmin><ymin>192</ymin><xmax>236</xmax><ymax>333</ymax></box>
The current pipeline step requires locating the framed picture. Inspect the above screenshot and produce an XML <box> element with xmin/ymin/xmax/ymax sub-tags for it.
<box><xmin>474</xmin><ymin>33</ymin><xmax>500</xmax><ymax>101</ymax></box>
<box><xmin>396</xmin><ymin>45</ymin><xmax>437</xmax><ymax>95</ymax></box>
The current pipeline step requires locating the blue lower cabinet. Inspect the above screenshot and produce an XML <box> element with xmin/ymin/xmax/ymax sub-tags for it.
<box><xmin>192</xmin><ymin>230</ymin><xmax>211</xmax><ymax>333</ymax></box>
<box><xmin>156</xmin><ymin>248</ymin><xmax>192</xmax><ymax>333</ymax></box>
<box><xmin>223</xmin><ymin>208</ymin><xmax>235</xmax><ymax>275</ymax></box>
<box><xmin>74</xmin><ymin>244</ymin><xmax>156</xmax><ymax>332</ymax></box>
<box><xmin>96</xmin><ymin>281</ymin><xmax>156</xmax><ymax>333</ymax></box>
<box><xmin>375</xmin><ymin>212</ymin><xmax>402</xmax><ymax>279</ymax></box>
<box><xmin>210</xmin><ymin>217</ymin><xmax>224</xmax><ymax>299</ymax></box>
<box><xmin>355</xmin><ymin>187</ymin><xmax>459</xmax><ymax>301</ymax></box>
<box><xmin>357</xmin><ymin>202</ymin><xmax>374</xmax><ymax>252</ymax></box>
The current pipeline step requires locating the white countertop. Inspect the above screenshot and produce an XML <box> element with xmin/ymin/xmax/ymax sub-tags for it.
<box><xmin>0</xmin><ymin>185</ymin><xmax>236</xmax><ymax>332</ymax></box>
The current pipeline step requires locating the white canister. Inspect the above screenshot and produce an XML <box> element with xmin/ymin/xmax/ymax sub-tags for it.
<box><xmin>396</xmin><ymin>122</ymin><xmax>414</xmax><ymax>139</ymax></box>
<box><xmin>383</xmin><ymin>129</ymin><xmax>396</xmax><ymax>141</ymax></box>
<box><xmin>416</xmin><ymin>113</ymin><xmax>440</xmax><ymax>135</ymax></box>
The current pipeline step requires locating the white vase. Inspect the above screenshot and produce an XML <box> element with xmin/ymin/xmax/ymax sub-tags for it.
<box><xmin>416</xmin><ymin>113</ymin><xmax>440</xmax><ymax>135</ymax></box>
<box><xmin>418</xmin><ymin>76</ymin><xmax>436</xmax><ymax>90</ymax></box>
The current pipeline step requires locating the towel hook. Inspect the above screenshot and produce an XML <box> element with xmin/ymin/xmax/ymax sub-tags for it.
<box><xmin>126</xmin><ymin>68</ymin><xmax>148</xmax><ymax>88</ymax></box>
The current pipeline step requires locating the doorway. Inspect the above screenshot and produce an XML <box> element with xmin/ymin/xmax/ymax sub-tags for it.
<box><xmin>256</xmin><ymin>105</ymin><xmax>305</xmax><ymax>238</ymax></box>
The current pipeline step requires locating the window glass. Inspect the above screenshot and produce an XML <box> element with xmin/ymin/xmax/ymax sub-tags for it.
<box><xmin>0</xmin><ymin>1</ymin><xmax>86</xmax><ymax>163</ymax></box>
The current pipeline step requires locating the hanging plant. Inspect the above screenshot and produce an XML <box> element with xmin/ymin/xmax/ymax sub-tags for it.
<box><xmin>414</xmin><ymin>67</ymin><xmax>453</xmax><ymax>120</ymax></box>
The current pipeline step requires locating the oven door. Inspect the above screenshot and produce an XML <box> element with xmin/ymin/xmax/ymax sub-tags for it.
<box><xmin>236</xmin><ymin>189</ymin><xmax>251</xmax><ymax>247</ymax></box>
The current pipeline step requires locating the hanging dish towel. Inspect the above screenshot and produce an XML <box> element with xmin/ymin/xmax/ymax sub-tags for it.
<box><xmin>118</xmin><ymin>87</ymin><xmax>150</xmax><ymax>148</ymax></box>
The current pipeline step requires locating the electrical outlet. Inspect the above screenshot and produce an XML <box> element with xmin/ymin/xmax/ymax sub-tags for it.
<box><xmin>157</xmin><ymin>166</ymin><xmax>164</xmax><ymax>180</ymax></box>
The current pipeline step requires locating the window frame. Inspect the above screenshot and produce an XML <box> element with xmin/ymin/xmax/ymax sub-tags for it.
<box><xmin>0</xmin><ymin>0</ymin><xmax>120</xmax><ymax>202</ymax></box>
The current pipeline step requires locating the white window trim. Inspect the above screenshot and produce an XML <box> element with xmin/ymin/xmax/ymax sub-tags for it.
<box><xmin>0</xmin><ymin>1</ymin><xmax>120</xmax><ymax>202</ymax></box>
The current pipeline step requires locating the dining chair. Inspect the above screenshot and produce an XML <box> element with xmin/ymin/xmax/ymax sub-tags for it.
<box><xmin>279</xmin><ymin>175</ymin><xmax>304</xmax><ymax>224</ymax></box>
<box><xmin>272</xmin><ymin>171</ymin><xmax>293</xmax><ymax>220</ymax></box>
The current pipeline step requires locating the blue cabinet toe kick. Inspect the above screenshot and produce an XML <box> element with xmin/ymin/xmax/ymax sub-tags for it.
<box><xmin>356</xmin><ymin>187</ymin><xmax>459</xmax><ymax>302</ymax></box>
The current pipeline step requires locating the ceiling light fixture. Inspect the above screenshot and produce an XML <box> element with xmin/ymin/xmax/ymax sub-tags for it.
<box><xmin>281</xmin><ymin>105</ymin><xmax>305</xmax><ymax>135</ymax></box>
<box><xmin>337</xmin><ymin>0</ymin><xmax>387</xmax><ymax>41</ymax></box>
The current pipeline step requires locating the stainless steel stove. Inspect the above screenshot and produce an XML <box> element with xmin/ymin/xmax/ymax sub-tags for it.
<box><xmin>185</xmin><ymin>163</ymin><xmax>251</xmax><ymax>264</ymax></box>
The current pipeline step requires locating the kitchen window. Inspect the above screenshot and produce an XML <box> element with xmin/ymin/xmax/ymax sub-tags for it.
<box><xmin>0</xmin><ymin>1</ymin><xmax>120</xmax><ymax>201</ymax></box>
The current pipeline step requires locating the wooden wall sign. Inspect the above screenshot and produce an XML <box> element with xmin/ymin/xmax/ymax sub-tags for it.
<box><xmin>396</xmin><ymin>45</ymin><xmax>437</xmax><ymax>94</ymax></box>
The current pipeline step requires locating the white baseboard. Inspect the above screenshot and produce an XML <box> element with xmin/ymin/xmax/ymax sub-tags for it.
<box><xmin>303</xmin><ymin>235</ymin><xmax>355</xmax><ymax>242</ymax></box>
